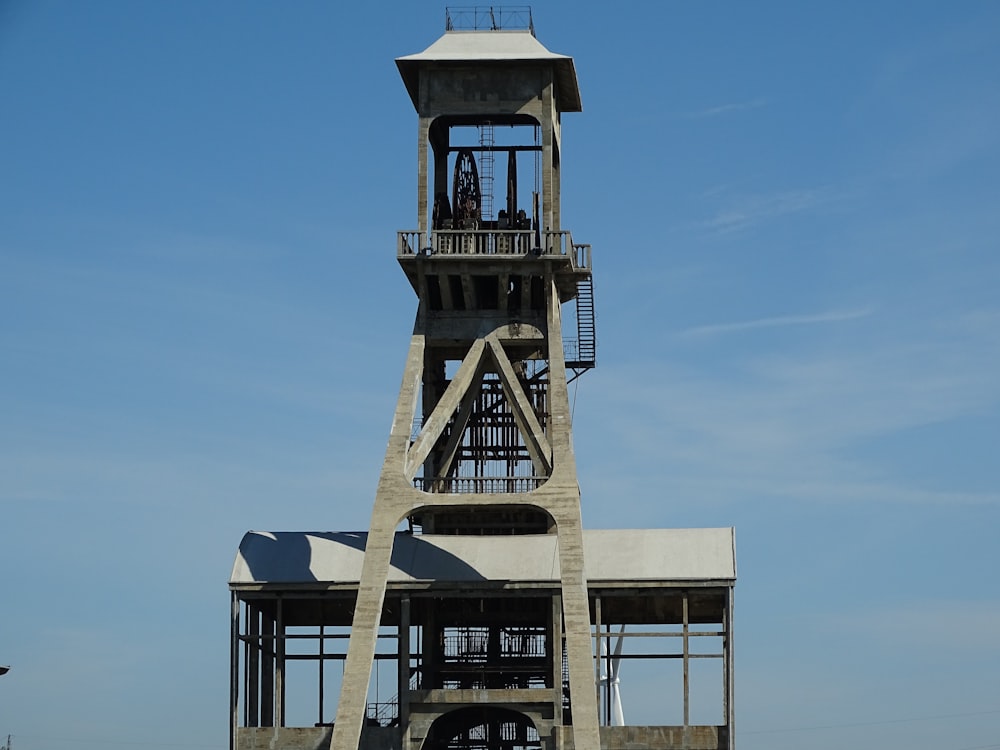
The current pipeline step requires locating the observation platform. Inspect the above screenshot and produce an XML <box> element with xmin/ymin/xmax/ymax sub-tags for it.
<box><xmin>397</xmin><ymin>228</ymin><xmax>592</xmax><ymax>303</ymax></box>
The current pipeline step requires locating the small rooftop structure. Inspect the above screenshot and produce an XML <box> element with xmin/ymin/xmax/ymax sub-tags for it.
<box><xmin>444</xmin><ymin>6</ymin><xmax>535</xmax><ymax>33</ymax></box>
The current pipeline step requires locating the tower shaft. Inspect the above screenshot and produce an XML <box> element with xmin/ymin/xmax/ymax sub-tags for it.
<box><xmin>332</xmin><ymin>270</ymin><xmax>597</xmax><ymax>750</ymax></box>
<box><xmin>228</xmin><ymin>14</ymin><xmax>736</xmax><ymax>750</ymax></box>
<box><xmin>332</xmin><ymin>14</ymin><xmax>598</xmax><ymax>750</ymax></box>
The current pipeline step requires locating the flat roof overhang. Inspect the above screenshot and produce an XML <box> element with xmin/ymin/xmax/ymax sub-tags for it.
<box><xmin>230</xmin><ymin>528</ymin><xmax>736</xmax><ymax>588</ymax></box>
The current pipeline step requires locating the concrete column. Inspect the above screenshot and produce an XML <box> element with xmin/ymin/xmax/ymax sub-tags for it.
<box><xmin>248</xmin><ymin>603</ymin><xmax>259</xmax><ymax>726</ymax></box>
<box><xmin>276</xmin><ymin>597</ymin><xmax>285</xmax><ymax>727</ymax></box>
<box><xmin>551</xmin><ymin>593</ymin><xmax>563</xmax><ymax>726</ymax></box>
<box><xmin>331</xmin><ymin>518</ymin><xmax>396</xmax><ymax>749</ymax></box>
<box><xmin>541</xmin><ymin>75</ymin><xmax>555</xmax><ymax>234</ymax></box>
<box><xmin>230</xmin><ymin>594</ymin><xmax>240</xmax><ymax>750</ymax></box>
<box><xmin>682</xmin><ymin>592</ymin><xmax>689</xmax><ymax>728</ymax></box>
<box><xmin>543</xmin><ymin>278</ymin><xmax>600</xmax><ymax>750</ymax></box>
<box><xmin>261</xmin><ymin>613</ymin><xmax>274</xmax><ymax>727</ymax></box>
<box><xmin>399</xmin><ymin>596</ymin><xmax>411</xmax><ymax>745</ymax></box>
<box><xmin>726</xmin><ymin>586</ymin><xmax>735</xmax><ymax>750</ymax></box>
<box><xmin>331</xmin><ymin>333</ymin><xmax>427</xmax><ymax>750</ymax></box>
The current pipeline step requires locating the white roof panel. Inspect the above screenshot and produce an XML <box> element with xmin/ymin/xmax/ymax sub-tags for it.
<box><xmin>396</xmin><ymin>30</ymin><xmax>582</xmax><ymax>112</ymax></box>
<box><xmin>397</xmin><ymin>30</ymin><xmax>569</xmax><ymax>63</ymax></box>
<box><xmin>230</xmin><ymin>528</ymin><xmax>735</xmax><ymax>586</ymax></box>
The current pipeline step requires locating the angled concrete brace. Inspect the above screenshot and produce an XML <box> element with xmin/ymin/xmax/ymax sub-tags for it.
<box><xmin>433</xmin><ymin>355</ymin><xmax>490</xmax><ymax>481</ymax></box>
<box><xmin>405</xmin><ymin>332</ymin><xmax>553</xmax><ymax>482</ymax></box>
<box><xmin>330</xmin><ymin>331</ymin><xmax>427</xmax><ymax>750</ymax></box>
<box><xmin>330</xmin><ymin>279</ymin><xmax>600</xmax><ymax>750</ymax></box>
<box><xmin>405</xmin><ymin>337</ymin><xmax>488</xmax><ymax>481</ymax></box>
<box><xmin>486</xmin><ymin>334</ymin><xmax>553</xmax><ymax>475</ymax></box>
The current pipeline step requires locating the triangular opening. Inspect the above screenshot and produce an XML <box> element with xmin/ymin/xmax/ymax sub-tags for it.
<box><xmin>407</xmin><ymin>335</ymin><xmax>552</xmax><ymax>494</ymax></box>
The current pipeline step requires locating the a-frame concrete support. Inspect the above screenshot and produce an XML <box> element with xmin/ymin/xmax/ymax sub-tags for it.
<box><xmin>329</xmin><ymin>277</ymin><xmax>600</xmax><ymax>750</ymax></box>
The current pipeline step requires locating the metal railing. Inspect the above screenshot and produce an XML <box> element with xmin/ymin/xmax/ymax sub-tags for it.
<box><xmin>445</xmin><ymin>6</ymin><xmax>534</xmax><ymax>34</ymax></box>
<box><xmin>366</xmin><ymin>697</ymin><xmax>398</xmax><ymax>727</ymax></box>
<box><xmin>414</xmin><ymin>476</ymin><xmax>546</xmax><ymax>494</ymax></box>
<box><xmin>397</xmin><ymin>230</ymin><xmax>592</xmax><ymax>272</ymax></box>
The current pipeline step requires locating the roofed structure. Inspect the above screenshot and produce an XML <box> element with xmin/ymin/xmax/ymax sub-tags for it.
<box><xmin>229</xmin><ymin>529</ymin><xmax>736</xmax><ymax>749</ymax></box>
<box><xmin>226</xmin><ymin>10</ymin><xmax>736</xmax><ymax>750</ymax></box>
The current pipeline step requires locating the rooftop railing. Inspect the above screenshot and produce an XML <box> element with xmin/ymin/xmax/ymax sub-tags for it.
<box><xmin>445</xmin><ymin>6</ymin><xmax>534</xmax><ymax>34</ymax></box>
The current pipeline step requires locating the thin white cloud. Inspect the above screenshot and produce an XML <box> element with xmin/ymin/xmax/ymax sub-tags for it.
<box><xmin>681</xmin><ymin>307</ymin><xmax>874</xmax><ymax>338</ymax></box>
<box><xmin>683</xmin><ymin>97</ymin><xmax>767</xmax><ymax>119</ymax></box>
<box><xmin>578</xmin><ymin>310</ymin><xmax>1000</xmax><ymax>510</ymax></box>
<box><xmin>704</xmin><ymin>188</ymin><xmax>827</xmax><ymax>233</ymax></box>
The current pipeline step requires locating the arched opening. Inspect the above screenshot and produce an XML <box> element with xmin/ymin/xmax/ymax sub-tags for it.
<box><xmin>426</xmin><ymin>114</ymin><xmax>544</xmax><ymax>238</ymax></box>
<box><xmin>424</xmin><ymin>707</ymin><xmax>542</xmax><ymax>750</ymax></box>
<box><xmin>404</xmin><ymin>503</ymin><xmax>556</xmax><ymax>536</ymax></box>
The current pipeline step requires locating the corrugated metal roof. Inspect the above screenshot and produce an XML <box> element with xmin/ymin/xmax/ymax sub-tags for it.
<box><xmin>230</xmin><ymin>528</ymin><xmax>736</xmax><ymax>586</ymax></box>
<box><xmin>396</xmin><ymin>30</ymin><xmax>582</xmax><ymax>112</ymax></box>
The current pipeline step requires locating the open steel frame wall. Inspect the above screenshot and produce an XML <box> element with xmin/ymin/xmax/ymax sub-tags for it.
<box><xmin>229</xmin><ymin>558</ymin><xmax>734</xmax><ymax>749</ymax></box>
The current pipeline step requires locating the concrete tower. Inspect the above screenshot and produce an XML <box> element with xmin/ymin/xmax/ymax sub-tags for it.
<box><xmin>229</xmin><ymin>10</ymin><xmax>735</xmax><ymax>750</ymax></box>
<box><xmin>332</xmin><ymin>9</ymin><xmax>601</xmax><ymax>750</ymax></box>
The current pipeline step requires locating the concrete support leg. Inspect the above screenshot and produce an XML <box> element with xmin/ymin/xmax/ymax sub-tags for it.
<box><xmin>557</xmin><ymin>520</ymin><xmax>601</xmax><ymax>750</ymax></box>
<box><xmin>544</xmin><ymin>281</ymin><xmax>600</xmax><ymax>750</ymax></box>
<box><xmin>329</xmin><ymin>519</ymin><xmax>396</xmax><ymax>750</ymax></box>
<box><xmin>331</xmin><ymin>332</ymin><xmax>426</xmax><ymax>750</ymax></box>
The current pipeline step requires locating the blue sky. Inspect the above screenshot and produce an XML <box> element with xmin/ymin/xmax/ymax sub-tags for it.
<box><xmin>1</xmin><ymin>1</ymin><xmax>998</xmax><ymax>748</ymax></box>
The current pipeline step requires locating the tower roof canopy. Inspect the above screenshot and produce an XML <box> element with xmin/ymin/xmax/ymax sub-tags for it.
<box><xmin>396</xmin><ymin>30</ymin><xmax>582</xmax><ymax>112</ymax></box>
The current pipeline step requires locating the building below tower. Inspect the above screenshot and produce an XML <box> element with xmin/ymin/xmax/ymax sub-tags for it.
<box><xmin>228</xmin><ymin>527</ymin><xmax>735</xmax><ymax>750</ymax></box>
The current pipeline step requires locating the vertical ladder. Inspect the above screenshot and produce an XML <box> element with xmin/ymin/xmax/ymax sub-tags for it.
<box><xmin>574</xmin><ymin>276</ymin><xmax>596</xmax><ymax>367</ymax></box>
<box><xmin>562</xmin><ymin>642</ymin><xmax>571</xmax><ymax>718</ymax></box>
<box><xmin>479</xmin><ymin>122</ymin><xmax>495</xmax><ymax>222</ymax></box>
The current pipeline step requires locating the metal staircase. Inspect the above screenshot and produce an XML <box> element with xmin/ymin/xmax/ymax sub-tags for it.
<box><xmin>568</xmin><ymin>276</ymin><xmax>596</xmax><ymax>370</ymax></box>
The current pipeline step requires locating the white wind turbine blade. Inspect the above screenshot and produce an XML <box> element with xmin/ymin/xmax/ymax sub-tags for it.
<box><xmin>610</xmin><ymin>625</ymin><xmax>625</xmax><ymax>726</ymax></box>
<box><xmin>597</xmin><ymin>634</ymin><xmax>615</xmax><ymax>725</ymax></box>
